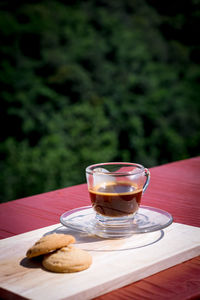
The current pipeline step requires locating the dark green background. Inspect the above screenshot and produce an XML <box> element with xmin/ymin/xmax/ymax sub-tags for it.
<box><xmin>0</xmin><ymin>0</ymin><xmax>200</xmax><ymax>202</ymax></box>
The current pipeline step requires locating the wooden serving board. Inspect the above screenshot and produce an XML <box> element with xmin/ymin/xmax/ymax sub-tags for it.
<box><xmin>0</xmin><ymin>222</ymin><xmax>200</xmax><ymax>300</ymax></box>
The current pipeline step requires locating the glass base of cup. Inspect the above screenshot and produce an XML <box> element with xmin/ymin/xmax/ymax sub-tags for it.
<box><xmin>94</xmin><ymin>212</ymin><xmax>142</xmax><ymax>238</ymax></box>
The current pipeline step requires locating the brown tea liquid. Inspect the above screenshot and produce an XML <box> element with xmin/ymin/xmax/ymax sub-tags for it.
<box><xmin>89</xmin><ymin>181</ymin><xmax>142</xmax><ymax>217</ymax></box>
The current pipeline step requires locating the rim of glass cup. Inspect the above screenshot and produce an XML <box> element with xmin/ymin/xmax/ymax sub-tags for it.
<box><xmin>85</xmin><ymin>162</ymin><xmax>146</xmax><ymax>176</ymax></box>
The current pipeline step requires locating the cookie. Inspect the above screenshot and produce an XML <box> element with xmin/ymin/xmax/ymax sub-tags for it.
<box><xmin>42</xmin><ymin>245</ymin><xmax>92</xmax><ymax>273</ymax></box>
<box><xmin>26</xmin><ymin>233</ymin><xmax>75</xmax><ymax>258</ymax></box>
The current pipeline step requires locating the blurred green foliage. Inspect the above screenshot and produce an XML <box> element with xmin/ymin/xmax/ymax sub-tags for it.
<box><xmin>0</xmin><ymin>0</ymin><xmax>200</xmax><ymax>202</ymax></box>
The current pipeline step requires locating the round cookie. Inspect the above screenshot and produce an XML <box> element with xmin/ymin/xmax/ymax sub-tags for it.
<box><xmin>42</xmin><ymin>245</ymin><xmax>92</xmax><ymax>273</ymax></box>
<box><xmin>26</xmin><ymin>233</ymin><xmax>75</xmax><ymax>258</ymax></box>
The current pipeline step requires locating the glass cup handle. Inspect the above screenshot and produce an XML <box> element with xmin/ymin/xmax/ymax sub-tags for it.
<box><xmin>143</xmin><ymin>168</ymin><xmax>150</xmax><ymax>193</ymax></box>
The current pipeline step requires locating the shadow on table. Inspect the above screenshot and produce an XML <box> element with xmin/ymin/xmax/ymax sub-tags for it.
<box><xmin>44</xmin><ymin>226</ymin><xmax>165</xmax><ymax>252</ymax></box>
<box><xmin>20</xmin><ymin>256</ymin><xmax>43</xmax><ymax>269</ymax></box>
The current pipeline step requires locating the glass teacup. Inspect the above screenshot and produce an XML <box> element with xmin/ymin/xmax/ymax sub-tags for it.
<box><xmin>86</xmin><ymin>162</ymin><xmax>150</xmax><ymax>237</ymax></box>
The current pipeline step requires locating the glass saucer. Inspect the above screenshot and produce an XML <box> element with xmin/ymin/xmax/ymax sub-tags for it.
<box><xmin>60</xmin><ymin>205</ymin><xmax>173</xmax><ymax>238</ymax></box>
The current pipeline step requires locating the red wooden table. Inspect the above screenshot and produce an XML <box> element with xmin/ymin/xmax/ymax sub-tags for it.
<box><xmin>0</xmin><ymin>157</ymin><xmax>200</xmax><ymax>299</ymax></box>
